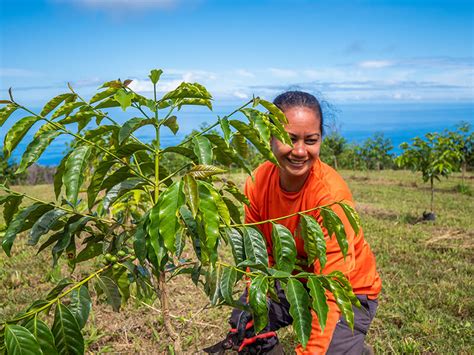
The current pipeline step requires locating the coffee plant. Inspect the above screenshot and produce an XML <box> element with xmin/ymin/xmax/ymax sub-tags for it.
<box><xmin>0</xmin><ymin>69</ymin><xmax>361</xmax><ymax>353</ymax></box>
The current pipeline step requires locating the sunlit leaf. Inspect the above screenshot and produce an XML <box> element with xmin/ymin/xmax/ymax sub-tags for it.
<box><xmin>3</xmin><ymin>115</ymin><xmax>40</xmax><ymax>157</ymax></box>
<box><xmin>220</xmin><ymin>266</ymin><xmax>238</xmax><ymax>304</ymax></box>
<box><xmin>51</xmin><ymin>302</ymin><xmax>85</xmax><ymax>354</ymax></box>
<box><xmin>183</xmin><ymin>174</ymin><xmax>199</xmax><ymax>217</ymax></box>
<box><xmin>114</xmin><ymin>89</ymin><xmax>133</xmax><ymax>111</ymax></box>
<box><xmin>5</xmin><ymin>324</ymin><xmax>43</xmax><ymax>355</ymax></box>
<box><xmin>119</xmin><ymin>117</ymin><xmax>156</xmax><ymax>144</ymax></box>
<box><xmin>192</xmin><ymin>136</ymin><xmax>213</xmax><ymax>165</ymax></box>
<box><xmin>321</xmin><ymin>208</ymin><xmax>348</xmax><ymax>257</ymax></box>
<box><xmin>337</xmin><ymin>202</ymin><xmax>361</xmax><ymax>235</ymax></box>
<box><xmin>197</xmin><ymin>181</ymin><xmax>220</xmax><ymax>251</ymax></box>
<box><xmin>63</xmin><ymin>145</ymin><xmax>92</xmax><ymax>206</ymax></box>
<box><xmin>307</xmin><ymin>276</ymin><xmax>329</xmax><ymax>332</ymax></box>
<box><xmin>162</xmin><ymin>116</ymin><xmax>179</xmax><ymax>134</ymax></box>
<box><xmin>40</xmin><ymin>93</ymin><xmax>74</xmax><ymax>117</ymax></box>
<box><xmin>271</xmin><ymin>223</ymin><xmax>296</xmax><ymax>273</ymax></box>
<box><xmin>286</xmin><ymin>278</ymin><xmax>312</xmax><ymax>349</ymax></box>
<box><xmin>249</xmin><ymin>275</ymin><xmax>268</xmax><ymax>333</ymax></box>
<box><xmin>24</xmin><ymin>318</ymin><xmax>58</xmax><ymax>355</ymax></box>
<box><xmin>29</xmin><ymin>209</ymin><xmax>68</xmax><ymax>246</ymax></box>
<box><xmin>299</xmin><ymin>214</ymin><xmax>327</xmax><ymax>269</ymax></box>
<box><xmin>241</xmin><ymin>226</ymin><xmax>268</xmax><ymax>267</ymax></box>
<box><xmin>149</xmin><ymin>69</ymin><xmax>163</xmax><ymax>84</ymax></box>
<box><xmin>225</xmin><ymin>227</ymin><xmax>245</xmax><ymax>265</ymax></box>
<box><xmin>16</xmin><ymin>130</ymin><xmax>62</xmax><ymax>174</ymax></box>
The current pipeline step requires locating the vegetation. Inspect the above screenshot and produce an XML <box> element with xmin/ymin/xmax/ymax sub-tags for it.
<box><xmin>0</xmin><ymin>70</ymin><xmax>360</xmax><ymax>353</ymax></box>
<box><xmin>1</xmin><ymin>170</ymin><xmax>472</xmax><ymax>353</ymax></box>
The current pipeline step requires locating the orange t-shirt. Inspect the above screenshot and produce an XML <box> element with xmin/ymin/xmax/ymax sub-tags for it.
<box><xmin>244</xmin><ymin>159</ymin><xmax>382</xmax><ymax>354</ymax></box>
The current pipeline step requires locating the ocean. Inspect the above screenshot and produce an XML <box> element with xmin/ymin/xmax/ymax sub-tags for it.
<box><xmin>2</xmin><ymin>102</ymin><xmax>472</xmax><ymax>166</ymax></box>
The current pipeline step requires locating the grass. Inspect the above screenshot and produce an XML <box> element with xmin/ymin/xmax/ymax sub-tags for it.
<box><xmin>1</xmin><ymin>170</ymin><xmax>473</xmax><ymax>353</ymax></box>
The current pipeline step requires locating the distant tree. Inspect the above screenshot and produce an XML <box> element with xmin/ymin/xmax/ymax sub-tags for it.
<box><xmin>361</xmin><ymin>133</ymin><xmax>394</xmax><ymax>170</ymax></box>
<box><xmin>339</xmin><ymin>143</ymin><xmax>366</xmax><ymax>171</ymax></box>
<box><xmin>444</xmin><ymin>122</ymin><xmax>473</xmax><ymax>186</ymax></box>
<box><xmin>396</xmin><ymin>132</ymin><xmax>459</xmax><ymax>217</ymax></box>
<box><xmin>320</xmin><ymin>132</ymin><xmax>347</xmax><ymax>169</ymax></box>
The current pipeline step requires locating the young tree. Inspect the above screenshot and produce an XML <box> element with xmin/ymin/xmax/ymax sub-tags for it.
<box><xmin>320</xmin><ymin>131</ymin><xmax>347</xmax><ymax>169</ymax></box>
<box><xmin>361</xmin><ymin>132</ymin><xmax>393</xmax><ymax>170</ymax></box>
<box><xmin>444</xmin><ymin>122</ymin><xmax>473</xmax><ymax>188</ymax></box>
<box><xmin>0</xmin><ymin>71</ymin><xmax>361</xmax><ymax>353</ymax></box>
<box><xmin>396</xmin><ymin>132</ymin><xmax>459</xmax><ymax>218</ymax></box>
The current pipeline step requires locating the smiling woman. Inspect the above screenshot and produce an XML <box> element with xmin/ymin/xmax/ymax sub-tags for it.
<box><xmin>211</xmin><ymin>91</ymin><xmax>382</xmax><ymax>354</ymax></box>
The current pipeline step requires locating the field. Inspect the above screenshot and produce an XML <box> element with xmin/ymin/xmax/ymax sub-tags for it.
<box><xmin>1</xmin><ymin>170</ymin><xmax>473</xmax><ymax>354</ymax></box>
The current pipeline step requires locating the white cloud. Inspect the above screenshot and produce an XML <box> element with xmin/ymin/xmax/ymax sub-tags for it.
<box><xmin>268</xmin><ymin>68</ymin><xmax>298</xmax><ymax>79</ymax></box>
<box><xmin>0</xmin><ymin>68</ymin><xmax>41</xmax><ymax>78</ymax></box>
<box><xmin>358</xmin><ymin>60</ymin><xmax>394</xmax><ymax>69</ymax></box>
<box><xmin>232</xmin><ymin>91</ymin><xmax>249</xmax><ymax>99</ymax></box>
<box><xmin>236</xmin><ymin>69</ymin><xmax>255</xmax><ymax>78</ymax></box>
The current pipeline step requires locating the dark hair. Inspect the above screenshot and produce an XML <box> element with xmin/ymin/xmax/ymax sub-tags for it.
<box><xmin>273</xmin><ymin>91</ymin><xmax>324</xmax><ymax>135</ymax></box>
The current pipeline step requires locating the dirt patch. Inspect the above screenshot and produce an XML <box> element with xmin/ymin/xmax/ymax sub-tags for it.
<box><xmin>356</xmin><ymin>203</ymin><xmax>400</xmax><ymax>221</ymax></box>
<box><xmin>425</xmin><ymin>228</ymin><xmax>474</xmax><ymax>251</ymax></box>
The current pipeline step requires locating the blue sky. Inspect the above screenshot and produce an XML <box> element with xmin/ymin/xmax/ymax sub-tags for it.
<box><xmin>1</xmin><ymin>0</ymin><xmax>473</xmax><ymax>106</ymax></box>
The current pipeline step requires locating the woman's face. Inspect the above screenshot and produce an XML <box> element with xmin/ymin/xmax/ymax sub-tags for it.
<box><xmin>271</xmin><ymin>106</ymin><xmax>322</xmax><ymax>192</ymax></box>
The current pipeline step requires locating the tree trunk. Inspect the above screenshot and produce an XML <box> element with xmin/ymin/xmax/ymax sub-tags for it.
<box><xmin>333</xmin><ymin>155</ymin><xmax>338</xmax><ymax>170</ymax></box>
<box><xmin>430</xmin><ymin>177</ymin><xmax>434</xmax><ymax>213</ymax></box>
<box><xmin>159</xmin><ymin>271</ymin><xmax>182</xmax><ymax>353</ymax></box>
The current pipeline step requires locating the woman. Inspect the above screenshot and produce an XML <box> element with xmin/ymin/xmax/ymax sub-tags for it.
<box><xmin>206</xmin><ymin>91</ymin><xmax>381</xmax><ymax>354</ymax></box>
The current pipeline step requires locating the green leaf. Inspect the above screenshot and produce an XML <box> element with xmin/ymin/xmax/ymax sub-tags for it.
<box><xmin>322</xmin><ymin>277</ymin><xmax>354</xmax><ymax>330</ymax></box>
<box><xmin>96</xmin><ymin>276</ymin><xmax>122</xmax><ymax>312</ymax></box>
<box><xmin>90</xmin><ymin>87</ymin><xmax>120</xmax><ymax>104</ymax></box>
<box><xmin>102</xmin><ymin>178</ymin><xmax>147</xmax><ymax>211</ymax></box>
<box><xmin>271</xmin><ymin>223</ymin><xmax>296</xmax><ymax>273</ymax></box>
<box><xmin>87</xmin><ymin>160</ymin><xmax>116</xmax><ymax>209</ymax></box>
<box><xmin>337</xmin><ymin>202</ymin><xmax>361</xmax><ymax>235</ymax></box>
<box><xmin>188</xmin><ymin>164</ymin><xmax>226</xmax><ymax>179</ymax></box>
<box><xmin>0</xmin><ymin>194</ymin><xmax>23</xmax><ymax>224</ymax></box>
<box><xmin>249</xmin><ymin>275</ymin><xmax>268</xmax><ymax>333</ymax></box>
<box><xmin>24</xmin><ymin>317</ymin><xmax>58</xmax><ymax>355</ymax></box>
<box><xmin>161</xmin><ymin>146</ymin><xmax>198</xmax><ymax>162</ymax></box>
<box><xmin>116</xmin><ymin>142</ymin><xmax>151</xmax><ymax>158</ymax></box>
<box><xmin>2</xmin><ymin>202</ymin><xmax>54</xmax><ymax>256</ymax></box>
<box><xmin>162</xmin><ymin>116</ymin><xmax>179</xmax><ymax>135</ymax></box>
<box><xmin>307</xmin><ymin>276</ymin><xmax>329</xmax><ymax>332</ymax></box>
<box><xmin>321</xmin><ymin>208</ymin><xmax>348</xmax><ymax>258</ymax></box>
<box><xmin>223</xmin><ymin>196</ymin><xmax>242</xmax><ymax>224</ymax></box>
<box><xmin>114</xmin><ymin>89</ymin><xmax>133</xmax><ymax>111</ymax></box>
<box><xmin>175</xmin><ymin>98</ymin><xmax>212</xmax><ymax>110</ymax></box>
<box><xmin>51</xmin><ymin>102</ymin><xmax>85</xmax><ymax>119</ymax></box>
<box><xmin>119</xmin><ymin>117</ymin><xmax>156</xmax><ymax>145</ymax></box>
<box><xmin>219</xmin><ymin>117</ymin><xmax>231</xmax><ymax>144</ymax></box>
<box><xmin>241</xmin><ymin>108</ymin><xmax>271</xmax><ymax>142</ymax></box>
<box><xmin>149</xmin><ymin>181</ymin><xmax>185</xmax><ymax>253</ymax></box>
<box><xmin>5</xmin><ymin>324</ymin><xmax>43</xmax><ymax>355</ymax></box>
<box><xmin>328</xmin><ymin>271</ymin><xmax>360</xmax><ymax>308</ymax></box>
<box><xmin>205</xmin><ymin>134</ymin><xmax>252</xmax><ymax>174</ymax></box>
<box><xmin>51</xmin><ymin>302</ymin><xmax>84</xmax><ymax>355</ymax></box>
<box><xmin>149</xmin><ymin>69</ymin><xmax>163</xmax><ymax>84</ymax></box>
<box><xmin>54</xmin><ymin>152</ymin><xmax>70</xmax><ymax>199</ymax></box>
<box><xmin>162</xmin><ymin>82</ymin><xmax>212</xmax><ymax>101</ymax></box>
<box><xmin>220</xmin><ymin>266</ymin><xmax>238</xmax><ymax>304</ymax></box>
<box><xmin>192</xmin><ymin>136</ymin><xmax>213</xmax><ymax>165</ymax></box>
<box><xmin>40</xmin><ymin>93</ymin><xmax>74</xmax><ymax>117</ymax></box>
<box><xmin>231</xmin><ymin>132</ymin><xmax>249</xmax><ymax>158</ymax></box>
<box><xmin>3</xmin><ymin>115</ymin><xmax>40</xmax><ymax>157</ymax></box>
<box><xmin>241</xmin><ymin>226</ymin><xmax>268</xmax><ymax>267</ymax></box>
<box><xmin>29</xmin><ymin>209</ymin><xmax>68</xmax><ymax>246</ymax></box>
<box><xmin>74</xmin><ymin>242</ymin><xmax>103</xmax><ymax>263</ymax></box>
<box><xmin>258</xmin><ymin>99</ymin><xmax>288</xmax><ymax>124</ymax></box>
<box><xmin>183</xmin><ymin>174</ymin><xmax>199</xmax><ymax>217</ymax></box>
<box><xmin>286</xmin><ymin>278</ymin><xmax>312</xmax><ymax>349</ymax></box>
<box><xmin>16</xmin><ymin>130</ymin><xmax>62</xmax><ymax>174</ymax></box>
<box><xmin>94</xmin><ymin>97</ymin><xmax>120</xmax><ymax>109</ymax></box>
<box><xmin>0</xmin><ymin>104</ymin><xmax>19</xmax><ymax>127</ymax></box>
<box><xmin>299</xmin><ymin>214</ymin><xmax>327</xmax><ymax>269</ymax></box>
<box><xmin>69</xmin><ymin>286</ymin><xmax>92</xmax><ymax>329</ymax></box>
<box><xmin>63</xmin><ymin>146</ymin><xmax>92</xmax><ymax>206</ymax></box>
<box><xmin>46</xmin><ymin>278</ymin><xmax>74</xmax><ymax>301</ymax></box>
<box><xmin>207</xmin><ymin>184</ymin><xmax>231</xmax><ymax>226</ymax></box>
<box><xmin>223</xmin><ymin>181</ymin><xmax>250</xmax><ymax>205</ymax></box>
<box><xmin>229</xmin><ymin>120</ymin><xmax>277</xmax><ymax>164</ymax></box>
<box><xmin>197</xmin><ymin>181</ymin><xmax>220</xmax><ymax>251</ymax></box>
<box><xmin>133</xmin><ymin>214</ymin><xmax>148</xmax><ymax>263</ymax></box>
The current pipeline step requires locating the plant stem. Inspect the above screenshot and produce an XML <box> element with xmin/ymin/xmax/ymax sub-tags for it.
<box><xmin>16</xmin><ymin>105</ymin><xmax>155</xmax><ymax>187</ymax></box>
<box><xmin>229</xmin><ymin>201</ymin><xmax>341</xmax><ymax>227</ymax></box>
<box><xmin>0</xmin><ymin>184</ymin><xmax>124</xmax><ymax>228</ymax></box>
<box><xmin>4</xmin><ymin>263</ymin><xmax>112</xmax><ymax>324</ymax></box>
<box><xmin>177</xmin><ymin>98</ymin><xmax>254</xmax><ymax>147</ymax></box>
